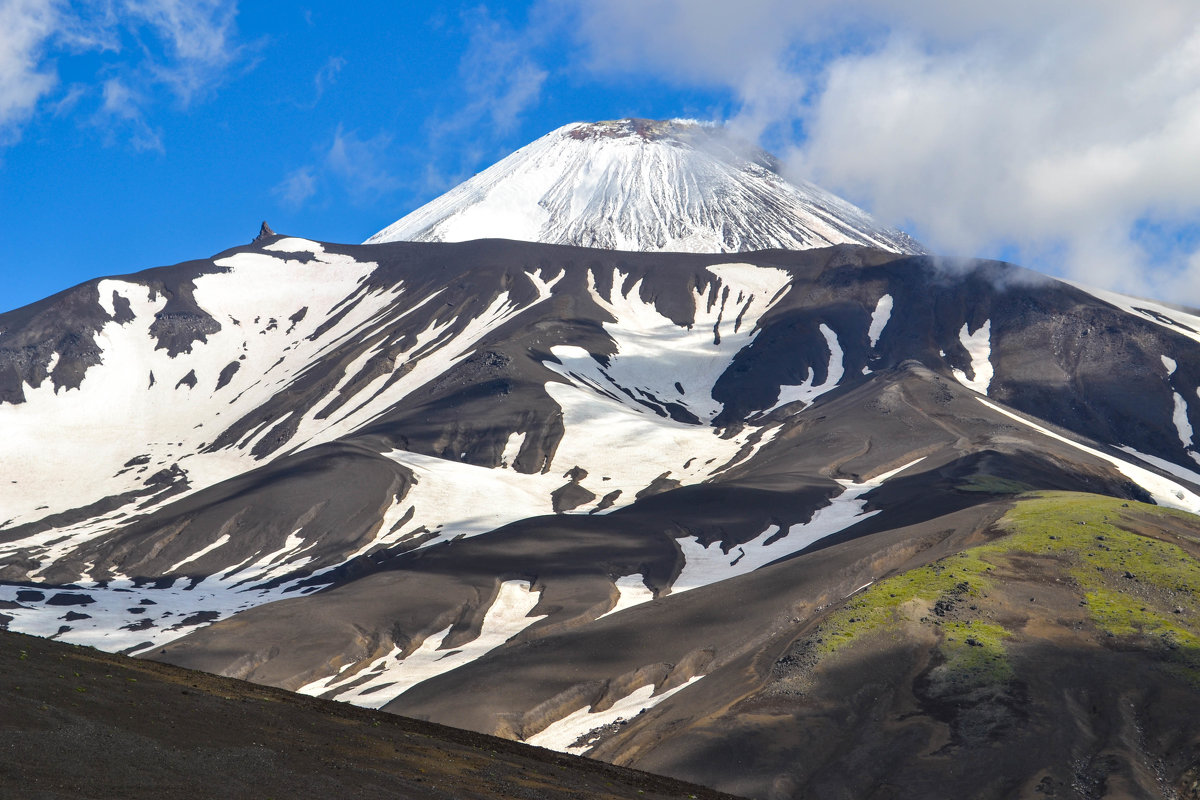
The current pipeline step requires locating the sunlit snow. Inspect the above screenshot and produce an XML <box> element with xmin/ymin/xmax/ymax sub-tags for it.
<box><xmin>1159</xmin><ymin>355</ymin><xmax>1195</xmax><ymax>449</ymax></box>
<box><xmin>0</xmin><ymin>248</ymin><xmax>566</xmax><ymax>584</ymax></box>
<box><xmin>671</xmin><ymin>458</ymin><xmax>925</xmax><ymax>593</ymax></box>
<box><xmin>597</xmin><ymin>574</ymin><xmax>655</xmax><ymax>619</ymax></box>
<box><xmin>868</xmin><ymin>294</ymin><xmax>892</xmax><ymax>349</ymax></box>
<box><xmin>298</xmin><ymin>580</ymin><xmax>545</xmax><ymax>708</ymax></box>
<box><xmin>767</xmin><ymin>323</ymin><xmax>845</xmax><ymax>412</ymax></box>
<box><xmin>367</xmin><ymin>120</ymin><xmax>922</xmax><ymax>255</ymax></box>
<box><xmin>1116</xmin><ymin>445</ymin><xmax>1200</xmax><ymax>489</ymax></box>
<box><xmin>524</xmin><ymin>677</ymin><xmax>703</xmax><ymax>754</ymax></box>
<box><xmin>979</xmin><ymin>398</ymin><xmax>1200</xmax><ymax>513</ymax></box>
<box><xmin>951</xmin><ymin>320</ymin><xmax>992</xmax><ymax>395</ymax></box>
<box><xmin>549</xmin><ymin>263</ymin><xmax>791</xmax><ymax>422</ymax></box>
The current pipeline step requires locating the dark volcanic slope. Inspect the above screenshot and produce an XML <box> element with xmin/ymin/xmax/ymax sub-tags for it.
<box><xmin>0</xmin><ymin>629</ymin><xmax>741</xmax><ymax>800</ymax></box>
<box><xmin>5</xmin><ymin>235</ymin><xmax>1200</xmax><ymax>798</ymax></box>
<box><xmin>600</xmin><ymin>493</ymin><xmax>1200</xmax><ymax>799</ymax></box>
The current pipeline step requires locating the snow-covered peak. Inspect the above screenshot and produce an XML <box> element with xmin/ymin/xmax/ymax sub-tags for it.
<box><xmin>366</xmin><ymin>119</ymin><xmax>925</xmax><ymax>255</ymax></box>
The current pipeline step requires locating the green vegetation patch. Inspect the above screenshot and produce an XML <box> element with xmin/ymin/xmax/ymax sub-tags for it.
<box><xmin>997</xmin><ymin>492</ymin><xmax>1200</xmax><ymax>681</ymax></box>
<box><xmin>937</xmin><ymin>621</ymin><xmax>1013</xmax><ymax>687</ymax></box>
<box><xmin>1000</xmin><ymin>494</ymin><xmax>1197</xmax><ymax>585</ymax></box>
<box><xmin>807</xmin><ymin>491</ymin><xmax>1200</xmax><ymax>684</ymax></box>
<box><xmin>815</xmin><ymin>550</ymin><xmax>994</xmax><ymax>658</ymax></box>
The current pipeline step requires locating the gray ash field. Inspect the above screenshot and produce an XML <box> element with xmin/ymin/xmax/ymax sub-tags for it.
<box><xmin>3</xmin><ymin>121</ymin><xmax>1200</xmax><ymax>798</ymax></box>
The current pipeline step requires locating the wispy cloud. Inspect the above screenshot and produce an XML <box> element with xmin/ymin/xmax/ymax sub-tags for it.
<box><xmin>296</xmin><ymin>55</ymin><xmax>345</xmax><ymax>109</ymax></box>
<box><xmin>313</xmin><ymin>56</ymin><xmax>344</xmax><ymax>103</ymax></box>
<box><xmin>453</xmin><ymin>9</ymin><xmax>548</xmax><ymax>134</ymax></box>
<box><xmin>273</xmin><ymin>165</ymin><xmax>317</xmax><ymax>208</ymax></box>
<box><xmin>326</xmin><ymin>124</ymin><xmax>402</xmax><ymax>201</ymax></box>
<box><xmin>0</xmin><ymin>0</ymin><xmax>245</xmax><ymax>149</ymax></box>
<box><xmin>50</xmin><ymin>82</ymin><xmax>86</xmax><ymax>117</ymax></box>
<box><xmin>273</xmin><ymin>124</ymin><xmax>402</xmax><ymax>210</ymax></box>
<box><xmin>97</xmin><ymin>76</ymin><xmax>162</xmax><ymax>151</ymax></box>
<box><xmin>122</xmin><ymin>0</ymin><xmax>241</xmax><ymax>104</ymax></box>
<box><xmin>0</xmin><ymin>0</ymin><xmax>61</xmax><ymax>142</ymax></box>
<box><xmin>557</xmin><ymin>0</ymin><xmax>1200</xmax><ymax>302</ymax></box>
<box><xmin>412</xmin><ymin>7</ymin><xmax>551</xmax><ymax>198</ymax></box>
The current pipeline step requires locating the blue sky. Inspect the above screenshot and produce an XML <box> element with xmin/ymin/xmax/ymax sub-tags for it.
<box><xmin>3</xmin><ymin>2</ymin><xmax>731</xmax><ymax>312</ymax></box>
<box><xmin>4</xmin><ymin>1</ymin><xmax>1200</xmax><ymax>313</ymax></box>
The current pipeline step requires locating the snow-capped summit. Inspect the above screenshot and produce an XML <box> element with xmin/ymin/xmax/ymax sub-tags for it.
<box><xmin>365</xmin><ymin>118</ymin><xmax>925</xmax><ymax>254</ymax></box>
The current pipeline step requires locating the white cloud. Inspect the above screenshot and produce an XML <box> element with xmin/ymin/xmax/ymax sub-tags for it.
<box><xmin>0</xmin><ymin>0</ymin><xmax>242</xmax><ymax>147</ymax></box>
<box><xmin>559</xmin><ymin>0</ymin><xmax>1200</xmax><ymax>302</ymax></box>
<box><xmin>791</xmin><ymin>16</ymin><xmax>1200</xmax><ymax>299</ymax></box>
<box><xmin>97</xmin><ymin>77</ymin><xmax>162</xmax><ymax>151</ymax></box>
<box><xmin>326</xmin><ymin>124</ymin><xmax>402</xmax><ymax>201</ymax></box>
<box><xmin>100</xmin><ymin>77</ymin><xmax>138</xmax><ymax>119</ymax></box>
<box><xmin>273</xmin><ymin>165</ymin><xmax>317</xmax><ymax>208</ymax></box>
<box><xmin>0</xmin><ymin>0</ymin><xmax>60</xmax><ymax>141</ymax></box>
<box><xmin>122</xmin><ymin>0</ymin><xmax>241</xmax><ymax>104</ymax></box>
<box><xmin>312</xmin><ymin>56</ymin><xmax>344</xmax><ymax>103</ymax></box>
<box><xmin>430</xmin><ymin>8</ymin><xmax>548</xmax><ymax>140</ymax></box>
<box><xmin>275</xmin><ymin>125</ymin><xmax>402</xmax><ymax>210</ymax></box>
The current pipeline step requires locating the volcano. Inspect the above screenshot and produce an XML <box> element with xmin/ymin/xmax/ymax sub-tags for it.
<box><xmin>366</xmin><ymin>118</ymin><xmax>925</xmax><ymax>255</ymax></box>
<box><xmin>2</xmin><ymin>121</ymin><xmax>1199</xmax><ymax>799</ymax></box>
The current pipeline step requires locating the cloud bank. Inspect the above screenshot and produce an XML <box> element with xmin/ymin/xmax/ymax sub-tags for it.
<box><xmin>563</xmin><ymin>0</ymin><xmax>1200</xmax><ymax>301</ymax></box>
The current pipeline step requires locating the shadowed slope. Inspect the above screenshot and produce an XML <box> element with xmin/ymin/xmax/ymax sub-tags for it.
<box><xmin>0</xmin><ymin>629</ymin><xmax>743</xmax><ymax>800</ymax></box>
<box><xmin>604</xmin><ymin>493</ymin><xmax>1200</xmax><ymax>799</ymax></box>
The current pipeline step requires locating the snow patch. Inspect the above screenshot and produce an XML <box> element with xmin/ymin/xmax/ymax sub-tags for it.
<box><xmin>951</xmin><ymin>320</ymin><xmax>993</xmax><ymax>395</ymax></box>
<box><xmin>979</xmin><ymin>398</ymin><xmax>1200</xmax><ymax>513</ymax></box>
<box><xmin>1172</xmin><ymin>392</ymin><xmax>1194</xmax><ymax>449</ymax></box>
<box><xmin>671</xmin><ymin>458</ymin><xmax>925</xmax><ymax>593</ymax></box>
<box><xmin>868</xmin><ymin>294</ymin><xmax>892</xmax><ymax>349</ymax></box>
<box><xmin>299</xmin><ymin>580</ymin><xmax>545</xmax><ymax>709</ymax></box>
<box><xmin>263</xmin><ymin>237</ymin><xmax>327</xmax><ymax>255</ymax></box>
<box><xmin>1116</xmin><ymin>446</ymin><xmax>1200</xmax><ymax>489</ymax></box>
<box><xmin>166</xmin><ymin>534</ymin><xmax>231</xmax><ymax>574</ymax></box>
<box><xmin>767</xmin><ymin>323</ymin><xmax>845</xmax><ymax>412</ymax></box>
<box><xmin>0</xmin><ymin>565</ymin><xmax>325</xmax><ymax>653</ymax></box>
<box><xmin>597</xmin><ymin>574</ymin><xmax>654</xmax><ymax>619</ymax></box>
<box><xmin>1158</xmin><ymin>356</ymin><xmax>1194</xmax><ymax>449</ymax></box>
<box><xmin>550</xmin><ymin>264</ymin><xmax>790</xmax><ymax>422</ymax></box>
<box><xmin>378</xmin><ymin>449</ymin><xmax>556</xmax><ymax>550</ymax></box>
<box><xmin>1066</xmin><ymin>281</ymin><xmax>1200</xmax><ymax>347</ymax></box>
<box><xmin>525</xmin><ymin>677</ymin><xmax>703</xmax><ymax>754</ymax></box>
<box><xmin>541</xmin><ymin>376</ymin><xmax>772</xmax><ymax>509</ymax></box>
<box><xmin>500</xmin><ymin>431</ymin><xmax>526</xmax><ymax>468</ymax></box>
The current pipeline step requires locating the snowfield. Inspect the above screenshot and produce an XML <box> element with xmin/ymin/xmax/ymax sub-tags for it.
<box><xmin>367</xmin><ymin>119</ymin><xmax>925</xmax><ymax>256</ymax></box>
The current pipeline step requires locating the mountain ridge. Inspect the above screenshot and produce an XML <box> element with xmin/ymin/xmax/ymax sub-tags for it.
<box><xmin>3</xmin><ymin>120</ymin><xmax>1200</xmax><ymax>798</ymax></box>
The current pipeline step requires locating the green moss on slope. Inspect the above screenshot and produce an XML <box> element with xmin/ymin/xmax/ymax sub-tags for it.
<box><xmin>936</xmin><ymin>620</ymin><xmax>1013</xmax><ymax>688</ymax></box>
<box><xmin>816</xmin><ymin>553</ymin><xmax>992</xmax><ymax>658</ymax></box>
<box><xmin>807</xmin><ymin>491</ymin><xmax>1200</xmax><ymax>684</ymax></box>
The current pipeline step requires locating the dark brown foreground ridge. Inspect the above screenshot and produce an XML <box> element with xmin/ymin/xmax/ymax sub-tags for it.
<box><xmin>0</xmin><ymin>629</ymin><xmax>744</xmax><ymax>800</ymax></box>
